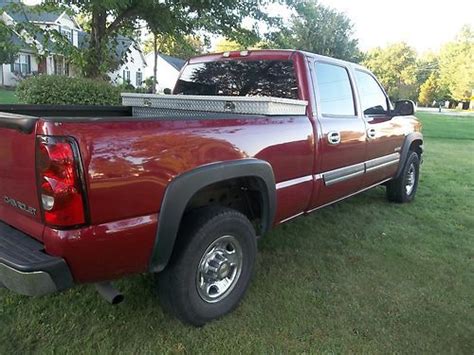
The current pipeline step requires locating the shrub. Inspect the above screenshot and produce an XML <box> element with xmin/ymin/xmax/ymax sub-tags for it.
<box><xmin>16</xmin><ymin>75</ymin><xmax>122</xmax><ymax>105</ymax></box>
<box><xmin>117</xmin><ymin>82</ymin><xmax>151</xmax><ymax>94</ymax></box>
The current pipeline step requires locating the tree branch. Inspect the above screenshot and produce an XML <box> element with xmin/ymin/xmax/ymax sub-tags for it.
<box><xmin>105</xmin><ymin>5</ymin><xmax>140</xmax><ymax>36</ymax></box>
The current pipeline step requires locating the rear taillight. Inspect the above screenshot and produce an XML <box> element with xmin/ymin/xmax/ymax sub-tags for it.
<box><xmin>36</xmin><ymin>136</ymin><xmax>87</xmax><ymax>228</ymax></box>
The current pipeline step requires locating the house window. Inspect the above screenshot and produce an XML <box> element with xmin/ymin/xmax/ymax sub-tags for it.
<box><xmin>136</xmin><ymin>71</ymin><xmax>143</xmax><ymax>87</ymax></box>
<box><xmin>12</xmin><ymin>54</ymin><xmax>31</xmax><ymax>75</ymax></box>
<box><xmin>60</xmin><ymin>26</ymin><xmax>73</xmax><ymax>43</ymax></box>
<box><xmin>53</xmin><ymin>56</ymin><xmax>70</xmax><ymax>76</ymax></box>
<box><xmin>123</xmin><ymin>69</ymin><xmax>130</xmax><ymax>84</ymax></box>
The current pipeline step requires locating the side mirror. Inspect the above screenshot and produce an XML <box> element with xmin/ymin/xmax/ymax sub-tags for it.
<box><xmin>393</xmin><ymin>100</ymin><xmax>416</xmax><ymax>116</ymax></box>
<box><xmin>163</xmin><ymin>88</ymin><xmax>172</xmax><ymax>95</ymax></box>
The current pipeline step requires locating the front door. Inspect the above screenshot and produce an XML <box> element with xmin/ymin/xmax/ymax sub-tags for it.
<box><xmin>354</xmin><ymin>70</ymin><xmax>405</xmax><ymax>187</ymax></box>
<box><xmin>309</xmin><ymin>60</ymin><xmax>367</xmax><ymax>210</ymax></box>
<box><xmin>38</xmin><ymin>58</ymin><xmax>47</xmax><ymax>74</ymax></box>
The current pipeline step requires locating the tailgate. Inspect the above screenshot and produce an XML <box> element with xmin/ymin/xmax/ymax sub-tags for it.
<box><xmin>0</xmin><ymin>113</ymin><xmax>43</xmax><ymax>239</ymax></box>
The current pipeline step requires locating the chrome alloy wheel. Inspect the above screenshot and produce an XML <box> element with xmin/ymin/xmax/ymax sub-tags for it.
<box><xmin>196</xmin><ymin>235</ymin><xmax>243</xmax><ymax>303</ymax></box>
<box><xmin>405</xmin><ymin>163</ymin><xmax>416</xmax><ymax>195</ymax></box>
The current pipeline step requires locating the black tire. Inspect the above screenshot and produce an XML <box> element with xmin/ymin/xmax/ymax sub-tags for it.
<box><xmin>386</xmin><ymin>151</ymin><xmax>420</xmax><ymax>203</ymax></box>
<box><xmin>156</xmin><ymin>206</ymin><xmax>257</xmax><ymax>326</ymax></box>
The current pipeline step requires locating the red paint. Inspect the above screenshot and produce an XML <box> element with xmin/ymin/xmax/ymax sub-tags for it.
<box><xmin>43</xmin><ymin>214</ymin><xmax>158</xmax><ymax>283</ymax></box>
<box><xmin>0</xmin><ymin>50</ymin><xmax>421</xmax><ymax>284</ymax></box>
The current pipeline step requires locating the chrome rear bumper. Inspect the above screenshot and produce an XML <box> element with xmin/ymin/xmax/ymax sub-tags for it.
<box><xmin>0</xmin><ymin>221</ymin><xmax>73</xmax><ymax>296</ymax></box>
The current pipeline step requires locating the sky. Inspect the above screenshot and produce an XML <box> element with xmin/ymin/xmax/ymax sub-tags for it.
<box><xmin>23</xmin><ymin>0</ymin><xmax>474</xmax><ymax>53</ymax></box>
<box><xmin>303</xmin><ymin>0</ymin><xmax>474</xmax><ymax>53</ymax></box>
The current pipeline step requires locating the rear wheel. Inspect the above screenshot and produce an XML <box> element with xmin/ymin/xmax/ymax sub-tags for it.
<box><xmin>386</xmin><ymin>151</ymin><xmax>420</xmax><ymax>203</ymax></box>
<box><xmin>156</xmin><ymin>207</ymin><xmax>257</xmax><ymax>326</ymax></box>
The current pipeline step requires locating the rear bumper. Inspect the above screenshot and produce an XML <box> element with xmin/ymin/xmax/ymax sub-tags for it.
<box><xmin>0</xmin><ymin>221</ymin><xmax>73</xmax><ymax>296</ymax></box>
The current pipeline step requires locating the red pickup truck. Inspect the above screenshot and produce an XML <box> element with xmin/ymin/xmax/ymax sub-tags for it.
<box><xmin>0</xmin><ymin>50</ymin><xmax>422</xmax><ymax>326</ymax></box>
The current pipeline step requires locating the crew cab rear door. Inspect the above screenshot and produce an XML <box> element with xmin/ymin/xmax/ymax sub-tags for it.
<box><xmin>353</xmin><ymin>69</ymin><xmax>405</xmax><ymax>187</ymax></box>
<box><xmin>308</xmin><ymin>60</ymin><xmax>367</xmax><ymax>209</ymax></box>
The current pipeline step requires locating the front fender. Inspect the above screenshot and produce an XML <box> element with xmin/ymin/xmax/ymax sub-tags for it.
<box><xmin>395</xmin><ymin>132</ymin><xmax>423</xmax><ymax>178</ymax></box>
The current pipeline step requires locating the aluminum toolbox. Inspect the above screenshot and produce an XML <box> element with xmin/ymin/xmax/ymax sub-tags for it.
<box><xmin>121</xmin><ymin>93</ymin><xmax>308</xmax><ymax>116</ymax></box>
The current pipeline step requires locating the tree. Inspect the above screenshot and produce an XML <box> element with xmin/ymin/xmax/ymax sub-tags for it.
<box><xmin>438</xmin><ymin>25</ymin><xmax>474</xmax><ymax>102</ymax></box>
<box><xmin>36</xmin><ymin>0</ymin><xmax>280</xmax><ymax>78</ymax></box>
<box><xmin>0</xmin><ymin>11</ymin><xmax>19</xmax><ymax>67</ymax></box>
<box><xmin>363</xmin><ymin>43</ymin><xmax>418</xmax><ymax>100</ymax></box>
<box><xmin>269</xmin><ymin>0</ymin><xmax>361</xmax><ymax>62</ymax></box>
<box><xmin>214</xmin><ymin>38</ymin><xmax>242</xmax><ymax>52</ymax></box>
<box><xmin>418</xmin><ymin>73</ymin><xmax>441</xmax><ymax>106</ymax></box>
<box><xmin>143</xmin><ymin>34</ymin><xmax>204</xmax><ymax>59</ymax></box>
<box><xmin>143</xmin><ymin>32</ymin><xmax>204</xmax><ymax>92</ymax></box>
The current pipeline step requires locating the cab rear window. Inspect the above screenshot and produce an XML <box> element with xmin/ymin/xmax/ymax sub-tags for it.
<box><xmin>174</xmin><ymin>60</ymin><xmax>299</xmax><ymax>99</ymax></box>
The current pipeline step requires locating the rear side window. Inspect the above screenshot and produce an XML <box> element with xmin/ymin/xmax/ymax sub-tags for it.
<box><xmin>315</xmin><ymin>62</ymin><xmax>356</xmax><ymax>116</ymax></box>
<box><xmin>174</xmin><ymin>60</ymin><xmax>299</xmax><ymax>99</ymax></box>
<box><xmin>355</xmin><ymin>70</ymin><xmax>388</xmax><ymax>115</ymax></box>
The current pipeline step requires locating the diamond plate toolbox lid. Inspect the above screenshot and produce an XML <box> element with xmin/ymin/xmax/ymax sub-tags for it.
<box><xmin>121</xmin><ymin>93</ymin><xmax>308</xmax><ymax>116</ymax></box>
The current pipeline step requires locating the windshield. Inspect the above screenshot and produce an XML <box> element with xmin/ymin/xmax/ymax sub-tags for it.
<box><xmin>174</xmin><ymin>60</ymin><xmax>299</xmax><ymax>99</ymax></box>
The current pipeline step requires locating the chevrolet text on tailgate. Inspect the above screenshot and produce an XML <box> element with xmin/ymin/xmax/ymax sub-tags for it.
<box><xmin>0</xmin><ymin>50</ymin><xmax>423</xmax><ymax>326</ymax></box>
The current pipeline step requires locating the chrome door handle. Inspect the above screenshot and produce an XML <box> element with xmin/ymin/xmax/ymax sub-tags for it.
<box><xmin>367</xmin><ymin>128</ymin><xmax>376</xmax><ymax>139</ymax></box>
<box><xmin>327</xmin><ymin>131</ymin><xmax>341</xmax><ymax>145</ymax></box>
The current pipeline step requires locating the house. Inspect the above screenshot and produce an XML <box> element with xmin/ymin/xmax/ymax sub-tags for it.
<box><xmin>143</xmin><ymin>52</ymin><xmax>186</xmax><ymax>92</ymax></box>
<box><xmin>108</xmin><ymin>37</ymin><xmax>148</xmax><ymax>88</ymax></box>
<box><xmin>0</xmin><ymin>0</ymin><xmax>147</xmax><ymax>88</ymax></box>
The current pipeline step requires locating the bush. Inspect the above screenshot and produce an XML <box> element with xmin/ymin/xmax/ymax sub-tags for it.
<box><xmin>117</xmin><ymin>82</ymin><xmax>151</xmax><ymax>94</ymax></box>
<box><xmin>16</xmin><ymin>75</ymin><xmax>122</xmax><ymax>105</ymax></box>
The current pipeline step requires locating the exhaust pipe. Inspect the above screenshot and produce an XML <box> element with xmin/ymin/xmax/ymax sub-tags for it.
<box><xmin>95</xmin><ymin>282</ymin><xmax>124</xmax><ymax>305</ymax></box>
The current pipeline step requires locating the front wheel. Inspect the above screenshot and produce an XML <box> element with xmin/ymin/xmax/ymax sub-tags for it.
<box><xmin>156</xmin><ymin>207</ymin><xmax>257</xmax><ymax>326</ymax></box>
<box><xmin>386</xmin><ymin>151</ymin><xmax>420</xmax><ymax>203</ymax></box>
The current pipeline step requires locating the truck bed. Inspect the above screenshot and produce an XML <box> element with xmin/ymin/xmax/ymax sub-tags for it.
<box><xmin>0</xmin><ymin>104</ymin><xmax>276</xmax><ymax>131</ymax></box>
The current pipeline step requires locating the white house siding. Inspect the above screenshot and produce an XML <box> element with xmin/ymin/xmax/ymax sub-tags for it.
<box><xmin>109</xmin><ymin>45</ymin><xmax>147</xmax><ymax>88</ymax></box>
<box><xmin>143</xmin><ymin>53</ymin><xmax>183</xmax><ymax>93</ymax></box>
<box><xmin>1</xmin><ymin>51</ymin><xmax>38</xmax><ymax>87</ymax></box>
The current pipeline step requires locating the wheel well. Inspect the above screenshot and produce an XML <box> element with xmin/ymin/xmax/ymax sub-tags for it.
<box><xmin>183</xmin><ymin>177</ymin><xmax>265</xmax><ymax>234</ymax></box>
<box><xmin>410</xmin><ymin>139</ymin><xmax>423</xmax><ymax>157</ymax></box>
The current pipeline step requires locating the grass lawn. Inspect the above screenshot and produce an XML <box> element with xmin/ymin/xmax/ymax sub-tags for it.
<box><xmin>1</xmin><ymin>112</ymin><xmax>473</xmax><ymax>353</ymax></box>
<box><xmin>0</xmin><ymin>88</ymin><xmax>18</xmax><ymax>104</ymax></box>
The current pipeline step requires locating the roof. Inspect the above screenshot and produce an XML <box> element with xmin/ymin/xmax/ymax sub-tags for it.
<box><xmin>78</xmin><ymin>31</ymin><xmax>135</xmax><ymax>62</ymax></box>
<box><xmin>160</xmin><ymin>53</ymin><xmax>186</xmax><ymax>70</ymax></box>
<box><xmin>145</xmin><ymin>52</ymin><xmax>186</xmax><ymax>70</ymax></box>
<box><xmin>10</xmin><ymin>30</ymin><xmax>32</xmax><ymax>49</ymax></box>
<box><xmin>0</xmin><ymin>2</ymin><xmax>63</xmax><ymax>23</ymax></box>
<box><xmin>2</xmin><ymin>2</ymin><xmax>138</xmax><ymax>63</ymax></box>
<box><xmin>189</xmin><ymin>49</ymin><xmax>363</xmax><ymax>70</ymax></box>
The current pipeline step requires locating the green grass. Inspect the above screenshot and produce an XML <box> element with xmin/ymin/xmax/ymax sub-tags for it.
<box><xmin>0</xmin><ymin>88</ymin><xmax>18</xmax><ymax>104</ymax></box>
<box><xmin>1</xmin><ymin>112</ymin><xmax>473</xmax><ymax>353</ymax></box>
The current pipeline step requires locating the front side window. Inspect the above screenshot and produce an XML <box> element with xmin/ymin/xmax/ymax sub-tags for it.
<box><xmin>315</xmin><ymin>62</ymin><xmax>356</xmax><ymax>116</ymax></box>
<box><xmin>174</xmin><ymin>60</ymin><xmax>299</xmax><ymax>99</ymax></box>
<box><xmin>355</xmin><ymin>70</ymin><xmax>388</xmax><ymax>116</ymax></box>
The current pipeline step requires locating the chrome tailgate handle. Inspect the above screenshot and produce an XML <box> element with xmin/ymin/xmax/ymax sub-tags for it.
<box><xmin>327</xmin><ymin>131</ymin><xmax>341</xmax><ymax>145</ymax></box>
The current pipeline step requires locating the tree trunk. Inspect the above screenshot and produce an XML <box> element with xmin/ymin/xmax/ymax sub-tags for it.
<box><xmin>152</xmin><ymin>33</ymin><xmax>158</xmax><ymax>94</ymax></box>
<box><xmin>86</xmin><ymin>7</ymin><xmax>107</xmax><ymax>78</ymax></box>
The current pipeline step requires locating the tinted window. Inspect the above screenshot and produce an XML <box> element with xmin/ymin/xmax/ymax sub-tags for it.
<box><xmin>355</xmin><ymin>70</ymin><xmax>388</xmax><ymax>115</ymax></box>
<box><xmin>315</xmin><ymin>62</ymin><xmax>355</xmax><ymax>116</ymax></box>
<box><xmin>174</xmin><ymin>60</ymin><xmax>298</xmax><ymax>99</ymax></box>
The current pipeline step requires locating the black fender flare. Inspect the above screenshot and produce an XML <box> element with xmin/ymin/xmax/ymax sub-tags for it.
<box><xmin>149</xmin><ymin>159</ymin><xmax>276</xmax><ymax>272</ymax></box>
<box><xmin>395</xmin><ymin>132</ymin><xmax>423</xmax><ymax>178</ymax></box>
